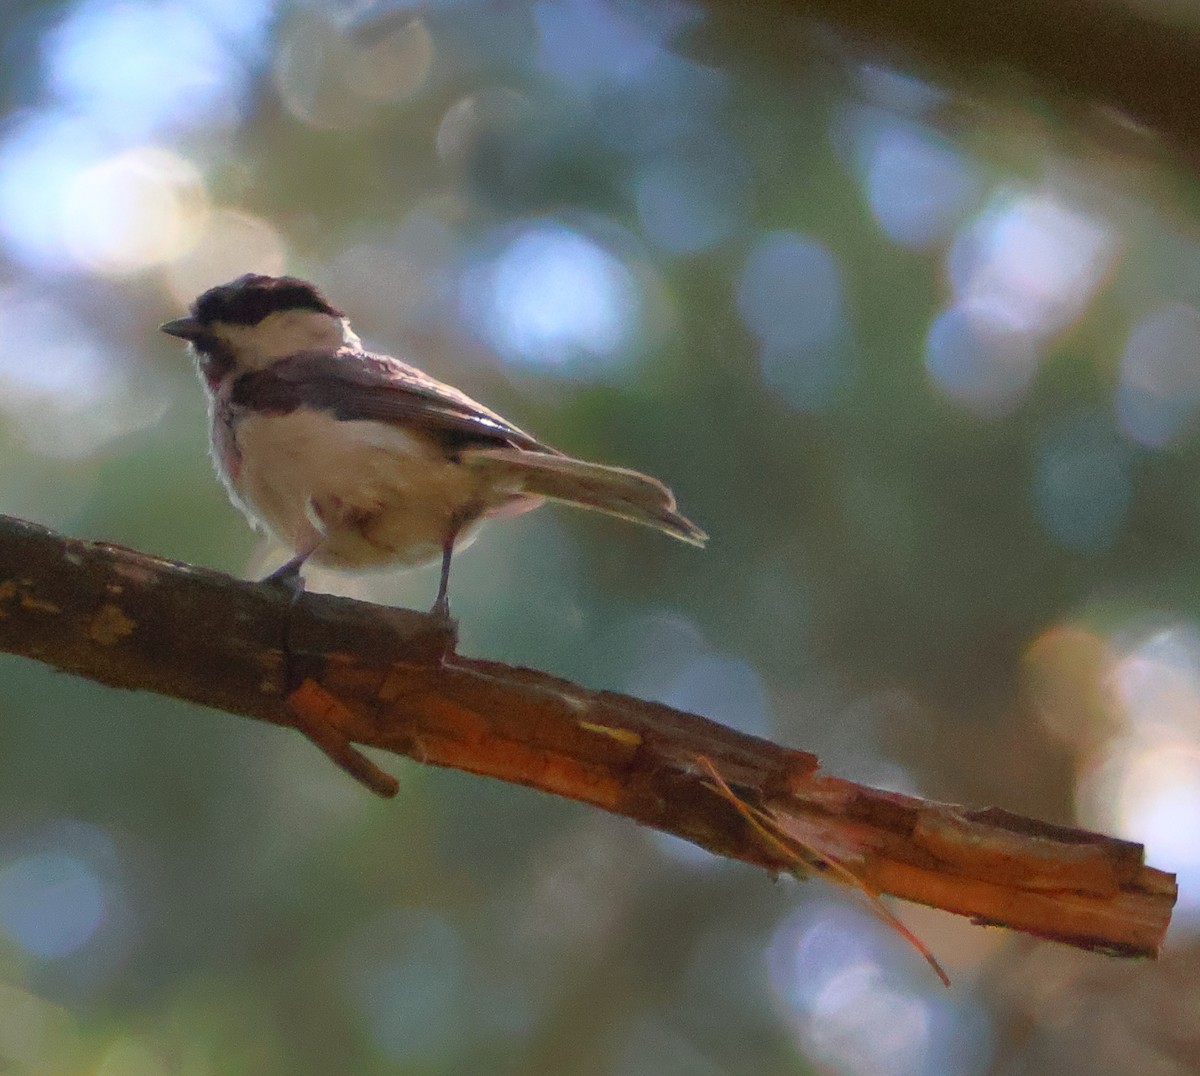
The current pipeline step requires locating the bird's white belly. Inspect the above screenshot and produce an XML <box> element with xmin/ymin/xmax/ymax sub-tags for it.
<box><xmin>228</xmin><ymin>409</ymin><xmax>487</xmax><ymax>569</ymax></box>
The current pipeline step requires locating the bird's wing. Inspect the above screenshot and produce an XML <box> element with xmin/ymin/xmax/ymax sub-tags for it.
<box><xmin>230</xmin><ymin>349</ymin><xmax>555</xmax><ymax>453</ymax></box>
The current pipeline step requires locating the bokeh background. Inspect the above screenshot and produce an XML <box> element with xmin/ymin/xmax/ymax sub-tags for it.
<box><xmin>1</xmin><ymin>0</ymin><xmax>1199</xmax><ymax>1072</ymax></box>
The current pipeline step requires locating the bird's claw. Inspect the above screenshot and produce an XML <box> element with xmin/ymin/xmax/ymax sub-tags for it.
<box><xmin>429</xmin><ymin>594</ymin><xmax>452</xmax><ymax>624</ymax></box>
<box><xmin>263</xmin><ymin>555</ymin><xmax>308</xmax><ymax>600</ymax></box>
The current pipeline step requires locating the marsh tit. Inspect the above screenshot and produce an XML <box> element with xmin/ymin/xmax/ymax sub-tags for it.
<box><xmin>161</xmin><ymin>274</ymin><xmax>706</xmax><ymax>615</ymax></box>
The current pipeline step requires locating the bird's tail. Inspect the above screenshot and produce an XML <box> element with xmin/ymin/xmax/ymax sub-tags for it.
<box><xmin>465</xmin><ymin>447</ymin><xmax>707</xmax><ymax>547</ymax></box>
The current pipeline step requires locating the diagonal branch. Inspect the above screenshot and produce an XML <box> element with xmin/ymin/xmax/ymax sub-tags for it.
<box><xmin>0</xmin><ymin>513</ymin><xmax>1176</xmax><ymax>958</ymax></box>
<box><xmin>699</xmin><ymin>0</ymin><xmax>1200</xmax><ymax>164</ymax></box>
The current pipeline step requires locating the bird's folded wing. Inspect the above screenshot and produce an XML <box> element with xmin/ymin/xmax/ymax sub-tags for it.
<box><xmin>230</xmin><ymin>350</ymin><xmax>555</xmax><ymax>453</ymax></box>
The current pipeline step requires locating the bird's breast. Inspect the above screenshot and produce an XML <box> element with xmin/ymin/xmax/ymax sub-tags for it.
<box><xmin>223</xmin><ymin>407</ymin><xmax>493</xmax><ymax>568</ymax></box>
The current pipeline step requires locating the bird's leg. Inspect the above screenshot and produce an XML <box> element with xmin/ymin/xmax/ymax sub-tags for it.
<box><xmin>431</xmin><ymin>507</ymin><xmax>478</xmax><ymax>622</ymax></box>
<box><xmin>431</xmin><ymin>536</ymin><xmax>455</xmax><ymax>623</ymax></box>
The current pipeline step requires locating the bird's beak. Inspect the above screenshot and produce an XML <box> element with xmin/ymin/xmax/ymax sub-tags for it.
<box><xmin>160</xmin><ymin>316</ymin><xmax>203</xmax><ymax>340</ymax></box>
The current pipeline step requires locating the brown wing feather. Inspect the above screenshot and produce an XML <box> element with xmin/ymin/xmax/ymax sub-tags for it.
<box><xmin>230</xmin><ymin>350</ymin><xmax>556</xmax><ymax>453</ymax></box>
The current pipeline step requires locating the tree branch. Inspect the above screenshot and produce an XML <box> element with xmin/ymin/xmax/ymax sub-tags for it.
<box><xmin>699</xmin><ymin>0</ymin><xmax>1200</xmax><ymax>164</ymax></box>
<box><xmin>0</xmin><ymin>514</ymin><xmax>1175</xmax><ymax>958</ymax></box>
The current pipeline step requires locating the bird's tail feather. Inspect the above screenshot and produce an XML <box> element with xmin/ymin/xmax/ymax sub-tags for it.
<box><xmin>466</xmin><ymin>448</ymin><xmax>707</xmax><ymax>547</ymax></box>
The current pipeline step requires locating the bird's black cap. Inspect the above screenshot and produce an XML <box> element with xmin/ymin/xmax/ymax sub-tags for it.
<box><xmin>161</xmin><ymin>274</ymin><xmax>345</xmax><ymax>345</ymax></box>
<box><xmin>191</xmin><ymin>274</ymin><xmax>344</xmax><ymax>326</ymax></box>
<box><xmin>161</xmin><ymin>275</ymin><xmax>345</xmax><ymax>339</ymax></box>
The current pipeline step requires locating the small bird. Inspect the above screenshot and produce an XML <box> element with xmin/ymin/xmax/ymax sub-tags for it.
<box><xmin>162</xmin><ymin>274</ymin><xmax>706</xmax><ymax>615</ymax></box>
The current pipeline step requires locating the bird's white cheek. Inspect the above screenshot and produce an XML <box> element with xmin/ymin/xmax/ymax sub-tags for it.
<box><xmin>212</xmin><ymin>312</ymin><xmax>356</xmax><ymax>370</ymax></box>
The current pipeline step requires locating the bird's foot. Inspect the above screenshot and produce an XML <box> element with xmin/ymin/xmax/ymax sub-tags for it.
<box><xmin>263</xmin><ymin>554</ymin><xmax>311</xmax><ymax>694</ymax></box>
<box><xmin>263</xmin><ymin>553</ymin><xmax>309</xmax><ymax>599</ymax></box>
<box><xmin>429</xmin><ymin>594</ymin><xmax>452</xmax><ymax>624</ymax></box>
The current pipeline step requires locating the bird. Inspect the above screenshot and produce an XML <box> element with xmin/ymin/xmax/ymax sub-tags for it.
<box><xmin>161</xmin><ymin>273</ymin><xmax>706</xmax><ymax>617</ymax></box>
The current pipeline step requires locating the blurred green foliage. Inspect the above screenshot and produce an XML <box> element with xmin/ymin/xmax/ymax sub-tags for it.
<box><xmin>0</xmin><ymin>0</ymin><xmax>1198</xmax><ymax>1072</ymax></box>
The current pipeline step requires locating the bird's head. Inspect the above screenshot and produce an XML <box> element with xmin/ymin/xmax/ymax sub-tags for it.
<box><xmin>161</xmin><ymin>274</ymin><xmax>360</xmax><ymax>385</ymax></box>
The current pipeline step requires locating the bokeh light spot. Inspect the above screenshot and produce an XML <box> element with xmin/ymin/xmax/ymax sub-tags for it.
<box><xmin>808</xmin><ymin>963</ymin><xmax>932</xmax><ymax>1075</ymax></box>
<box><xmin>949</xmin><ymin>191</ymin><xmax>1118</xmax><ymax>337</ymax></box>
<box><xmin>768</xmin><ymin>901</ymin><xmax>993</xmax><ymax>1074</ymax></box>
<box><xmin>857</xmin><ymin>116</ymin><xmax>981</xmax><ymax>248</ymax></box>
<box><xmin>1113</xmin><ymin>625</ymin><xmax>1200</xmax><ymax>741</ymax></box>
<box><xmin>661</xmin><ymin>654</ymin><xmax>773</xmax><ymax>739</ymax></box>
<box><xmin>0</xmin><ymin>291</ymin><xmax>171</xmax><ymax>458</ymax></box>
<box><xmin>1023</xmin><ymin>625</ymin><xmax>1115</xmax><ymax>748</ymax></box>
<box><xmin>738</xmin><ymin>232</ymin><xmax>852</xmax><ymax>411</ymax></box>
<box><xmin>1071</xmin><ymin>621</ymin><xmax>1200</xmax><ymax>926</ymax></box>
<box><xmin>274</xmin><ymin>11</ymin><xmax>373</xmax><ymax>130</ymax></box>
<box><xmin>45</xmin><ymin>0</ymin><xmax>266</xmax><ymax>140</ymax></box>
<box><xmin>436</xmin><ymin>88</ymin><xmax>532</xmax><ymax>167</ymax></box>
<box><xmin>634</xmin><ymin>142</ymin><xmax>749</xmax><ymax>254</ymax></box>
<box><xmin>343</xmin><ymin>17</ymin><xmax>434</xmax><ymax>103</ymax></box>
<box><xmin>0</xmin><ymin>851</ymin><xmax>107</xmax><ymax>959</ymax></box>
<box><xmin>1117</xmin><ymin>750</ymin><xmax>1200</xmax><ymax>920</ymax></box>
<box><xmin>61</xmin><ymin>147</ymin><xmax>208</xmax><ymax>275</ymax></box>
<box><xmin>535</xmin><ymin>0</ymin><xmax>663</xmax><ymax>92</ymax></box>
<box><xmin>463</xmin><ymin>222</ymin><xmax>643</xmax><ymax>374</ymax></box>
<box><xmin>1079</xmin><ymin>744</ymin><xmax>1200</xmax><ymax>922</ymax></box>
<box><xmin>737</xmin><ymin>231</ymin><xmax>842</xmax><ymax>349</ymax></box>
<box><xmin>274</xmin><ymin>10</ymin><xmax>433</xmax><ymax>129</ymax></box>
<box><xmin>1116</xmin><ymin>302</ymin><xmax>1200</xmax><ymax>449</ymax></box>
<box><xmin>0</xmin><ymin>110</ymin><xmax>108</xmax><ymax>269</ymax></box>
<box><xmin>924</xmin><ymin>305</ymin><xmax>1041</xmax><ymax>417</ymax></box>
